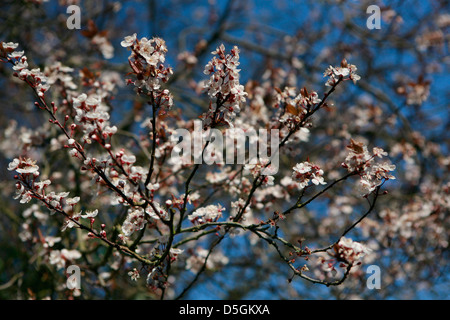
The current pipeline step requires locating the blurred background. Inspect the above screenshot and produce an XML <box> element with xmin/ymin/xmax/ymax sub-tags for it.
<box><xmin>0</xmin><ymin>0</ymin><xmax>448</xmax><ymax>300</ymax></box>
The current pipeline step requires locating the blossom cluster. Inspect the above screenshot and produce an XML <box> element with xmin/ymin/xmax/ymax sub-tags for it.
<box><xmin>323</xmin><ymin>58</ymin><xmax>361</xmax><ymax>86</ymax></box>
<box><xmin>7</xmin><ymin>157</ymin><xmax>104</xmax><ymax>236</ymax></box>
<box><xmin>291</xmin><ymin>161</ymin><xmax>326</xmax><ymax>189</ymax></box>
<box><xmin>121</xmin><ymin>34</ymin><xmax>173</xmax><ymax>111</ymax></box>
<box><xmin>188</xmin><ymin>204</ymin><xmax>225</xmax><ymax>224</ymax></box>
<box><xmin>343</xmin><ymin>139</ymin><xmax>396</xmax><ymax>196</ymax></box>
<box><xmin>244</xmin><ymin>157</ymin><xmax>278</xmax><ymax>186</ymax></box>
<box><xmin>71</xmin><ymin>93</ymin><xmax>118</xmax><ymax>147</ymax></box>
<box><xmin>0</xmin><ymin>42</ymin><xmax>50</xmax><ymax>97</ymax></box>
<box><xmin>201</xmin><ymin>44</ymin><xmax>247</xmax><ymax>127</ymax></box>
<box><xmin>333</xmin><ymin>237</ymin><xmax>372</xmax><ymax>265</ymax></box>
<box><xmin>121</xmin><ymin>203</ymin><xmax>168</xmax><ymax>239</ymax></box>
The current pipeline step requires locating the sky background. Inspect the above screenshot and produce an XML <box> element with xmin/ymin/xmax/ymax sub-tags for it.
<box><xmin>0</xmin><ymin>0</ymin><xmax>448</xmax><ymax>300</ymax></box>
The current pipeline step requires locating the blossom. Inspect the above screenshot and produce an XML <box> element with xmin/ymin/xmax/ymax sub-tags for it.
<box><xmin>9</xmin><ymin>158</ymin><xmax>39</xmax><ymax>174</ymax></box>
<box><xmin>3</xmin><ymin>43</ymin><xmax>51</xmax><ymax>96</ymax></box>
<box><xmin>324</xmin><ymin>59</ymin><xmax>360</xmax><ymax>86</ymax></box>
<box><xmin>81</xmin><ymin>209</ymin><xmax>98</xmax><ymax>219</ymax></box>
<box><xmin>261</xmin><ymin>175</ymin><xmax>275</xmax><ymax>186</ymax></box>
<box><xmin>7</xmin><ymin>158</ymin><xmax>20</xmax><ymax>171</ymax></box>
<box><xmin>128</xmin><ymin>268</ymin><xmax>140</xmax><ymax>281</ymax></box>
<box><xmin>244</xmin><ymin>157</ymin><xmax>276</xmax><ymax>179</ymax></box>
<box><xmin>276</xmin><ymin>87</ymin><xmax>321</xmax><ymax>129</ymax></box>
<box><xmin>146</xmin><ymin>182</ymin><xmax>160</xmax><ymax>193</ymax></box>
<box><xmin>49</xmin><ymin>250</ymin><xmax>65</xmax><ymax>269</ymax></box>
<box><xmin>122</xmin><ymin>35</ymin><xmax>172</xmax><ymax>93</ymax></box>
<box><xmin>373</xmin><ymin>147</ymin><xmax>388</xmax><ymax>158</ymax></box>
<box><xmin>201</xmin><ymin>44</ymin><xmax>247</xmax><ymax>127</ymax></box>
<box><xmin>12</xmin><ymin>57</ymin><xmax>28</xmax><ymax>71</ymax></box>
<box><xmin>46</xmin><ymin>191</ymin><xmax>70</xmax><ymax>208</ymax></box>
<box><xmin>333</xmin><ymin>237</ymin><xmax>372</xmax><ymax>265</ymax></box>
<box><xmin>61</xmin><ymin>248</ymin><xmax>82</xmax><ymax>260</ymax></box>
<box><xmin>61</xmin><ymin>211</ymin><xmax>81</xmax><ymax>231</ymax></box>
<box><xmin>404</xmin><ymin>78</ymin><xmax>430</xmax><ymax>105</ymax></box>
<box><xmin>344</xmin><ymin>139</ymin><xmax>396</xmax><ymax>196</ymax></box>
<box><xmin>344</xmin><ymin>138</ymin><xmax>372</xmax><ymax>172</ymax></box>
<box><xmin>43</xmin><ymin>61</ymin><xmax>77</xmax><ymax>90</ymax></box>
<box><xmin>120</xmin><ymin>33</ymin><xmax>137</xmax><ymax>47</ymax></box>
<box><xmin>122</xmin><ymin>207</ymin><xmax>146</xmax><ymax>237</ymax></box>
<box><xmin>292</xmin><ymin>161</ymin><xmax>326</xmax><ymax>189</ymax></box>
<box><xmin>177</xmin><ymin>51</ymin><xmax>198</xmax><ymax>66</ymax></box>
<box><xmin>1</xmin><ymin>31</ymin><xmax>411</xmax><ymax>296</ymax></box>
<box><xmin>1</xmin><ymin>42</ymin><xmax>19</xmax><ymax>50</ymax></box>
<box><xmin>8</xmin><ymin>50</ymin><xmax>24</xmax><ymax>59</ymax></box>
<box><xmin>188</xmin><ymin>204</ymin><xmax>225</xmax><ymax>224</ymax></box>
<box><xmin>121</xmin><ymin>154</ymin><xmax>136</xmax><ymax>165</ymax></box>
<box><xmin>87</xmin><ymin>28</ymin><xmax>114</xmax><ymax>59</ymax></box>
<box><xmin>146</xmin><ymin>202</ymin><xmax>168</xmax><ymax>220</ymax></box>
<box><xmin>66</xmin><ymin>197</ymin><xmax>80</xmax><ymax>206</ymax></box>
<box><xmin>49</xmin><ymin>249</ymin><xmax>81</xmax><ymax>269</ymax></box>
<box><xmin>170</xmin><ymin>247</ymin><xmax>184</xmax><ymax>260</ymax></box>
<box><xmin>43</xmin><ymin>236</ymin><xmax>61</xmax><ymax>248</ymax></box>
<box><xmin>138</xmin><ymin>37</ymin><xmax>163</xmax><ymax>66</ymax></box>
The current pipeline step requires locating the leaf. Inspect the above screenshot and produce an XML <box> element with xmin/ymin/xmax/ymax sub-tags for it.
<box><xmin>80</xmin><ymin>20</ymin><xmax>99</xmax><ymax>38</ymax></box>
<box><xmin>286</xmin><ymin>103</ymin><xmax>298</xmax><ymax>115</ymax></box>
<box><xmin>347</xmin><ymin>138</ymin><xmax>365</xmax><ymax>154</ymax></box>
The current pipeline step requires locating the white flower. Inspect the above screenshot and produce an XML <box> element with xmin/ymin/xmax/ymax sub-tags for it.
<box><xmin>293</xmin><ymin>162</ymin><xmax>312</xmax><ymax>174</ymax></box>
<box><xmin>121</xmin><ymin>154</ymin><xmax>136</xmax><ymax>165</ymax></box>
<box><xmin>7</xmin><ymin>158</ymin><xmax>20</xmax><ymax>171</ymax></box>
<box><xmin>262</xmin><ymin>175</ymin><xmax>275</xmax><ymax>186</ymax></box>
<box><xmin>188</xmin><ymin>204</ymin><xmax>225</xmax><ymax>224</ymax></box>
<box><xmin>12</xmin><ymin>158</ymin><xmax>40</xmax><ymax>174</ymax></box>
<box><xmin>324</xmin><ymin>59</ymin><xmax>360</xmax><ymax>86</ymax></box>
<box><xmin>49</xmin><ymin>249</ymin><xmax>81</xmax><ymax>270</ymax></box>
<box><xmin>72</xmin><ymin>93</ymin><xmax>87</xmax><ymax>108</ymax></box>
<box><xmin>86</xmin><ymin>96</ymin><xmax>100</xmax><ymax>107</ymax></box>
<box><xmin>334</xmin><ymin>237</ymin><xmax>372</xmax><ymax>264</ymax></box>
<box><xmin>146</xmin><ymin>202</ymin><xmax>168</xmax><ymax>220</ymax></box>
<box><xmin>146</xmin><ymin>182</ymin><xmax>160</xmax><ymax>193</ymax></box>
<box><xmin>292</xmin><ymin>161</ymin><xmax>326</xmax><ymax>189</ymax></box>
<box><xmin>122</xmin><ymin>208</ymin><xmax>146</xmax><ymax>237</ymax></box>
<box><xmin>61</xmin><ymin>249</ymin><xmax>82</xmax><ymax>260</ymax></box>
<box><xmin>61</xmin><ymin>212</ymin><xmax>81</xmax><ymax>232</ymax></box>
<box><xmin>128</xmin><ymin>268</ymin><xmax>140</xmax><ymax>281</ymax></box>
<box><xmin>372</xmin><ymin>147</ymin><xmax>388</xmax><ymax>158</ymax></box>
<box><xmin>44</xmin><ymin>236</ymin><xmax>61</xmax><ymax>248</ymax></box>
<box><xmin>186</xmin><ymin>248</ymin><xmax>229</xmax><ymax>274</ymax></box>
<box><xmin>81</xmin><ymin>209</ymin><xmax>98</xmax><ymax>219</ymax></box>
<box><xmin>103</xmin><ymin>125</ymin><xmax>117</xmax><ymax>136</ymax></box>
<box><xmin>344</xmin><ymin>139</ymin><xmax>396</xmax><ymax>196</ymax></box>
<box><xmin>121</xmin><ymin>33</ymin><xmax>137</xmax><ymax>47</ymax></box>
<box><xmin>66</xmin><ymin>197</ymin><xmax>80</xmax><ymax>206</ymax></box>
<box><xmin>8</xmin><ymin>51</ymin><xmax>24</xmax><ymax>59</ymax></box>
<box><xmin>92</xmin><ymin>34</ymin><xmax>114</xmax><ymax>59</ymax></box>
<box><xmin>49</xmin><ymin>250</ymin><xmax>65</xmax><ymax>269</ymax></box>
<box><xmin>2</xmin><ymin>42</ymin><xmax>19</xmax><ymax>50</ymax></box>
<box><xmin>12</xmin><ymin>58</ymin><xmax>28</xmax><ymax>71</ymax></box>
<box><xmin>170</xmin><ymin>248</ymin><xmax>184</xmax><ymax>258</ymax></box>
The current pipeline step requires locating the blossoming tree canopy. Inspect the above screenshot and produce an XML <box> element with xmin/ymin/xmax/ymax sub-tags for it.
<box><xmin>1</xmin><ymin>35</ymin><xmax>395</xmax><ymax>295</ymax></box>
<box><xmin>0</xmin><ymin>0</ymin><xmax>447</xmax><ymax>301</ymax></box>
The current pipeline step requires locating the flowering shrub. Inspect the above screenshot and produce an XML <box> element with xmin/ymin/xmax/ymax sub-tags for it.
<box><xmin>0</xmin><ymin>0</ymin><xmax>448</xmax><ymax>300</ymax></box>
